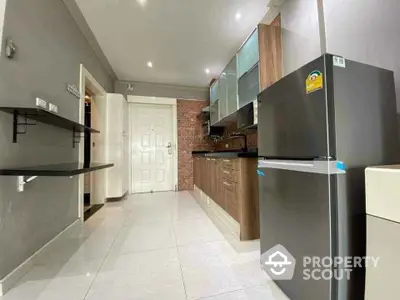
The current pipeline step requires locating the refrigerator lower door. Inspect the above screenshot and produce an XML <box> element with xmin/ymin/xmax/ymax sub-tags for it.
<box><xmin>258</xmin><ymin>160</ymin><xmax>344</xmax><ymax>300</ymax></box>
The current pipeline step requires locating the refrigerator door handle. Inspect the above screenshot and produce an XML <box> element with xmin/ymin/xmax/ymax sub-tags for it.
<box><xmin>257</xmin><ymin>160</ymin><xmax>346</xmax><ymax>174</ymax></box>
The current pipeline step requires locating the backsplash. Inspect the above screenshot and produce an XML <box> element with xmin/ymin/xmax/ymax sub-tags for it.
<box><xmin>213</xmin><ymin>121</ymin><xmax>257</xmax><ymax>151</ymax></box>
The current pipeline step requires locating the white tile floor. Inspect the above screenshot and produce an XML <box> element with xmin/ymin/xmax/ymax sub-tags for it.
<box><xmin>1</xmin><ymin>191</ymin><xmax>289</xmax><ymax>300</ymax></box>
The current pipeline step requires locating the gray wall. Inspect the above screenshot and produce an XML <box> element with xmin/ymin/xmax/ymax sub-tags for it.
<box><xmin>0</xmin><ymin>0</ymin><xmax>113</xmax><ymax>279</ymax></box>
<box><xmin>115</xmin><ymin>80</ymin><xmax>209</xmax><ymax>100</ymax></box>
<box><xmin>281</xmin><ymin>0</ymin><xmax>323</xmax><ymax>75</ymax></box>
<box><xmin>323</xmin><ymin>0</ymin><xmax>400</xmax><ymax>111</ymax></box>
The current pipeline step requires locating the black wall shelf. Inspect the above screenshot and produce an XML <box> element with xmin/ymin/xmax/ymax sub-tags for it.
<box><xmin>0</xmin><ymin>107</ymin><xmax>100</xmax><ymax>147</ymax></box>
<box><xmin>0</xmin><ymin>162</ymin><xmax>114</xmax><ymax>177</ymax></box>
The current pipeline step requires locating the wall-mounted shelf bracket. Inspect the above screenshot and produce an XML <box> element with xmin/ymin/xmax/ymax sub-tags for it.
<box><xmin>13</xmin><ymin>111</ymin><xmax>37</xmax><ymax>143</ymax></box>
<box><xmin>72</xmin><ymin>128</ymin><xmax>85</xmax><ymax>148</ymax></box>
<box><xmin>17</xmin><ymin>175</ymin><xmax>38</xmax><ymax>192</ymax></box>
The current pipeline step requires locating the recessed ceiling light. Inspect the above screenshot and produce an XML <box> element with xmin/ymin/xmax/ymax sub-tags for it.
<box><xmin>147</xmin><ymin>61</ymin><xmax>153</xmax><ymax>68</ymax></box>
<box><xmin>205</xmin><ymin>68</ymin><xmax>210</xmax><ymax>74</ymax></box>
<box><xmin>136</xmin><ymin>0</ymin><xmax>148</xmax><ymax>7</ymax></box>
<box><xmin>235</xmin><ymin>12</ymin><xmax>241</xmax><ymax>20</ymax></box>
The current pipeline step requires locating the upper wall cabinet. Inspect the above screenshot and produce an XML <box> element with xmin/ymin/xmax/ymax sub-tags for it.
<box><xmin>238</xmin><ymin>63</ymin><xmax>259</xmax><ymax>108</ymax></box>
<box><xmin>210</xmin><ymin>80</ymin><xmax>220</xmax><ymax>104</ymax></box>
<box><xmin>210</xmin><ymin>100</ymin><xmax>219</xmax><ymax>125</ymax></box>
<box><xmin>258</xmin><ymin>22</ymin><xmax>282</xmax><ymax>91</ymax></box>
<box><xmin>208</xmin><ymin>15</ymin><xmax>282</xmax><ymax>127</ymax></box>
<box><xmin>226</xmin><ymin>58</ymin><xmax>238</xmax><ymax>115</ymax></box>
<box><xmin>218</xmin><ymin>71</ymin><xmax>228</xmax><ymax>120</ymax></box>
<box><xmin>237</xmin><ymin>28</ymin><xmax>259</xmax><ymax>79</ymax></box>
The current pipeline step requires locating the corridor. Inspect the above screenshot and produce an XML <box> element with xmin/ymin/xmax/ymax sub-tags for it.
<box><xmin>1</xmin><ymin>192</ymin><xmax>287</xmax><ymax>300</ymax></box>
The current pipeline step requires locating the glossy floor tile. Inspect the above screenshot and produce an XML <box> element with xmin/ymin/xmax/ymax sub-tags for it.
<box><xmin>1</xmin><ymin>191</ymin><xmax>288</xmax><ymax>300</ymax></box>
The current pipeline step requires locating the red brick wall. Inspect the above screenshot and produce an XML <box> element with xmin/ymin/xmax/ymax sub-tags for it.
<box><xmin>177</xmin><ymin>99</ymin><xmax>213</xmax><ymax>190</ymax></box>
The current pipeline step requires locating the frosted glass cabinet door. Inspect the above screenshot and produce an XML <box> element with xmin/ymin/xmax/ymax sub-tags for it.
<box><xmin>237</xmin><ymin>28</ymin><xmax>259</xmax><ymax>79</ymax></box>
<box><xmin>210</xmin><ymin>80</ymin><xmax>220</xmax><ymax>104</ymax></box>
<box><xmin>219</xmin><ymin>71</ymin><xmax>228</xmax><ymax>120</ymax></box>
<box><xmin>226</xmin><ymin>57</ymin><xmax>238</xmax><ymax>115</ymax></box>
<box><xmin>238</xmin><ymin>63</ymin><xmax>259</xmax><ymax>108</ymax></box>
<box><xmin>210</xmin><ymin>100</ymin><xmax>219</xmax><ymax>125</ymax></box>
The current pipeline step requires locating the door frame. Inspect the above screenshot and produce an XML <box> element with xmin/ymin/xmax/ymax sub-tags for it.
<box><xmin>128</xmin><ymin>96</ymin><xmax>178</xmax><ymax>193</ymax></box>
<box><xmin>78</xmin><ymin>64</ymin><xmax>107</xmax><ymax>220</ymax></box>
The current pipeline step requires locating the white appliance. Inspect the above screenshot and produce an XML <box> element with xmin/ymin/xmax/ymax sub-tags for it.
<box><xmin>365</xmin><ymin>166</ymin><xmax>400</xmax><ymax>299</ymax></box>
<box><xmin>106</xmin><ymin>93</ymin><xmax>129</xmax><ymax>199</ymax></box>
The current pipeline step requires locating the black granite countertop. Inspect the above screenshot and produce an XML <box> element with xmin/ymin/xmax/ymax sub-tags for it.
<box><xmin>192</xmin><ymin>149</ymin><xmax>258</xmax><ymax>158</ymax></box>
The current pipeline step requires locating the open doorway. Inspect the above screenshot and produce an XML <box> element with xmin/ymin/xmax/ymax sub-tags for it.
<box><xmin>79</xmin><ymin>65</ymin><xmax>108</xmax><ymax>221</ymax></box>
<box><xmin>83</xmin><ymin>89</ymin><xmax>103</xmax><ymax>220</ymax></box>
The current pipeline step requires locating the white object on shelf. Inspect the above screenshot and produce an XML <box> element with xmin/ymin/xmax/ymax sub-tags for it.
<box><xmin>48</xmin><ymin>103</ymin><xmax>59</xmax><ymax>114</ymax></box>
<box><xmin>36</xmin><ymin>98</ymin><xmax>47</xmax><ymax>109</ymax></box>
<box><xmin>105</xmin><ymin>93</ymin><xmax>129</xmax><ymax>199</ymax></box>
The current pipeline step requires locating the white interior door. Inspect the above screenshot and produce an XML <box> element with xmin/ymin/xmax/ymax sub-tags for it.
<box><xmin>131</xmin><ymin>104</ymin><xmax>174</xmax><ymax>193</ymax></box>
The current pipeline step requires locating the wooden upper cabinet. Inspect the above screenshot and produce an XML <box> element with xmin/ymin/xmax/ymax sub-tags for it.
<box><xmin>258</xmin><ymin>15</ymin><xmax>283</xmax><ymax>91</ymax></box>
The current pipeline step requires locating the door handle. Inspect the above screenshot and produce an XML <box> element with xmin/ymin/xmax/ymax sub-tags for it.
<box><xmin>166</xmin><ymin>142</ymin><xmax>172</xmax><ymax>155</ymax></box>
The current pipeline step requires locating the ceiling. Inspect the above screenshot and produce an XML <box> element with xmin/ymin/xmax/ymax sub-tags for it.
<box><xmin>76</xmin><ymin>0</ymin><xmax>270</xmax><ymax>87</ymax></box>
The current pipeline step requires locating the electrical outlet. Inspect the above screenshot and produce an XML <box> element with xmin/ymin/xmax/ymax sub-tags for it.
<box><xmin>225</xmin><ymin>144</ymin><xmax>229</xmax><ymax>148</ymax></box>
<box><xmin>49</xmin><ymin>103</ymin><xmax>59</xmax><ymax>114</ymax></box>
<box><xmin>36</xmin><ymin>98</ymin><xmax>47</xmax><ymax>109</ymax></box>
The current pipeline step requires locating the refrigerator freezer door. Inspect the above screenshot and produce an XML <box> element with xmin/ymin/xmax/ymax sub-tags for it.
<box><xmin>258</xmin><ymin>56</ymin><xmax>334</xmax><ymax>159</ymax></box>
<box><xmin>259</xmin><ymin>163</ymin><xmax>337</xmax><ymax>300</ymax></box>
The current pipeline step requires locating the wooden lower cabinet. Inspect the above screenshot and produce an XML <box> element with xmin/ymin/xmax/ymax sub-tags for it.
<box><xmin>193</xmin><ymin>156</ymin><xmax>259</xmax><ymax>240</ymax></box>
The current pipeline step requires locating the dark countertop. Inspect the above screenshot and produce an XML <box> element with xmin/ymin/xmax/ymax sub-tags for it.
<box><xmin>0</xmin><ymin>162</ymin><xmax>114</xmax><ymax>176</ymax></box>
<box><xmin>192</xmin><ymin>149</ymin><xmax>258</xmax><ymax>158</ymax></box>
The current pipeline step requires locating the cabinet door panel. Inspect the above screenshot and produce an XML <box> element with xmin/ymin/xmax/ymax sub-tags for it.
<box><xmin>237</xmin><ymin>28</ymin><xmax>259</xmax><ymax>79</ymax></box>
<box><xmin>224</xmin><ymin>183</ymin><xmax>239</xmax><ymax>221</ymax></box>
<box><xmin>226</xmin><ymin>58</ymin><xmax>238</xmax><ymax>115</ymax></box>
<box><xmin>210</xmin><ymin>101</ymin><xmax>219</xmax><ymax>125</ymax></box>
<box><xmin>219</xmin><ymin>72</ymin><xmax>228</xmax><ymax>120</ymax></box>
<box><xmin>238</xmin><ymin>63</ymin><xmax>259</xmax><ymax>108</ymax></box>
<box><xmin>210</xmin><ymin>80</ymin><xmax>219</xmax><ymax>104</ymax></box>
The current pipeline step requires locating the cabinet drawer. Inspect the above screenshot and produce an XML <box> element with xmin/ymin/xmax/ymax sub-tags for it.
<box><xmin>222</xmin><ymin>159</ymin><xmax>239</xmax><ymax>170</ymax></box>
<box><xmin>223</xmin><ymin>181</ymin><xmax>239</xmax><ymax>205</ymax></box>
<box><xmin>222</xmin><ymin>169</ymin><xmax>239</xmax><ymax>182</ymax></box>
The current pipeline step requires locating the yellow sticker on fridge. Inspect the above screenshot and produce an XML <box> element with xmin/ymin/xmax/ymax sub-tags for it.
<box><xmin>306</xmin><ymin>70</ymin><xmax>323</xmax><ymax>94</ymax></box>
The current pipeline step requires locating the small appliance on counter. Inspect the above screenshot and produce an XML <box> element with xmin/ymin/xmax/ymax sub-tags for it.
<box><xmin>257</xmin><ymin>54</ymin><xmax>399</xmax><ymax>300</ymax></box>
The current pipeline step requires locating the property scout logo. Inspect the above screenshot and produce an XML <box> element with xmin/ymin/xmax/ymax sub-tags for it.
<box><xmin>261</xmin><ymin>244</ymin><xmax>380</xmax><ymax>281</ymax></box>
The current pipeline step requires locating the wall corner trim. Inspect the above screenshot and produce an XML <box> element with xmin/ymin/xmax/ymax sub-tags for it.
<box><xmin>0</xmin><ymin>219</ymin><xmax>82</xmax><ymax>296</ymax></box>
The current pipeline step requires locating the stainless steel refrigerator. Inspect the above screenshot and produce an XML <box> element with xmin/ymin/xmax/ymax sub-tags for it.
<box><xmin>257</xmin><ymin>54</ymin><xmax>398</xmax><ymax>300</ymax></box>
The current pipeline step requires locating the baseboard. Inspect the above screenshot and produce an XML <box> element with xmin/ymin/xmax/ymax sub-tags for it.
<box><xmin>106</xmin><ymin>190</ymin><xmax>128</xmax><ymax>202</ymax></box>
<box><xmin>0</xmin><ymin>219</ymin><xmax>82</xmax><ymax>296</ymax></box>
<box><xmin>193</xmin><ymin>185</ymin><xmax>240</xmax><ymax>239</ymax></box>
